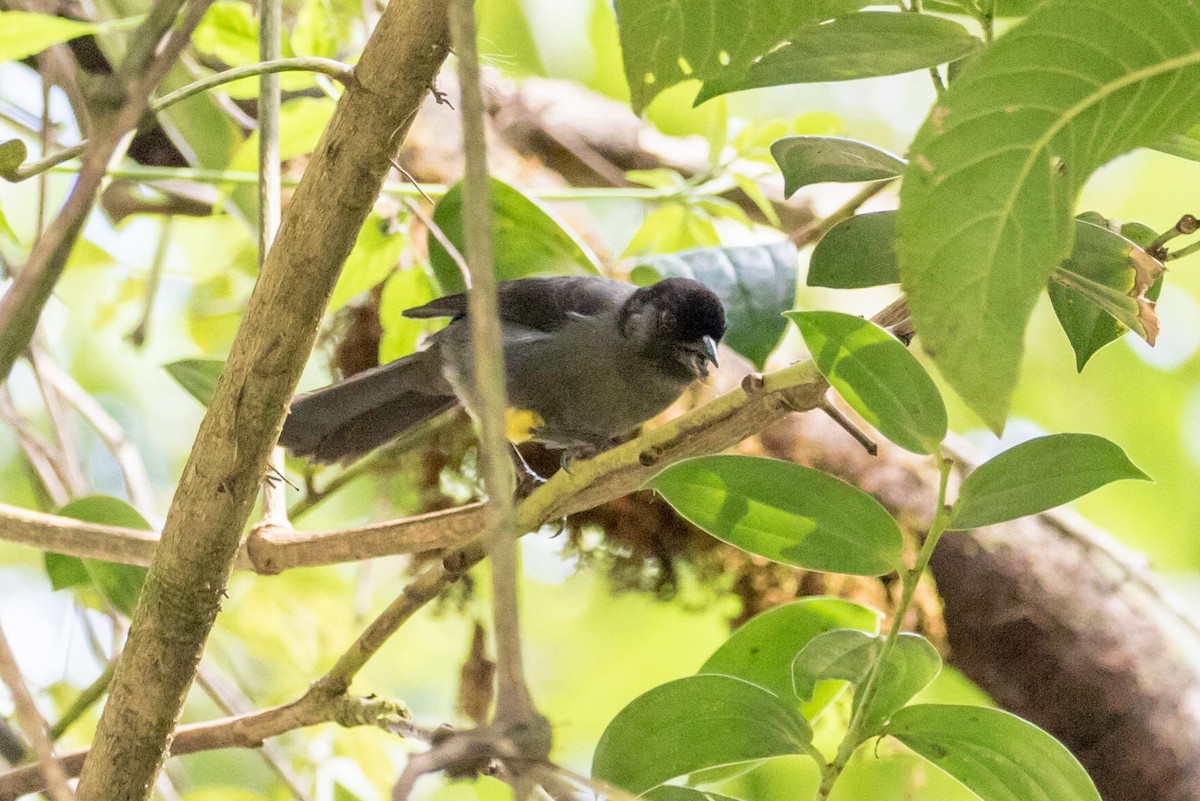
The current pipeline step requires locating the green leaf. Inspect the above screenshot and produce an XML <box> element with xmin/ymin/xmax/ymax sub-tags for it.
<box><xmin>624</xmin><ymin>203</ymin><xmax>721</xmax><ymax>256</ymax></box>
<box><xmin>649</xmin><ymin>455</ymin><xmax>904</xmax><ymax>576</ymax></box>
<box><xmin>192</xmin><ymin>0</ymin><xmax>259</xmax><ymax>66</ymax></box>
<box><xmin>701</xmin><ymin>598</ymin><xmax>879</xmax><ymax>719</ymax></box>
<box><xmin>1152</xmin><ymin>127</ymin><xmax>1200</xmax><ymax>162</ymax></box>
<box><xmin>0</xmin><ymin>10</ymin><xmax>98</xmax><ymax>62</ymax></box>
<box><xmin>808</xmin><ymin>212</ymin><xmax>899</xmax><ymax>289</ymax></box>
<box><xmin>950</xmin><ymin>433</ymin><xmax>1150</xmax><ymax>531</ymax></box>
<box><xmin>0</xmin><ymin>138</ymin><xmax>29</xmax><ymax>182</ymax></box>
<box><xmin>771</xmin><ymin>137</ymin><xmax>905</xmax><ymax>198</ymax></box>
<box><xmin>328</xmin><ymin>214</ymin><xmax>405</xmax><ymax>312</ymax></box>
<box><xmin>291</xmin><ymin>0</ymin><xmax>340</xmax><ymax>58</ymax></box>
<box><xmin>896</xmin><ymin>0</ymin><xmax>1200</xmax><ymax>432</ymax></box>
<box><xmin>645</xmin><ymin>788</ymin><xmax>744</xmax><ymax>801</ymax></box>
<box><xmin>0</xmin><ymin>198</ymin><xmax>16</xmax><ymax>242</ymax></box>
<box><xmin>698</xmin><ymin>12</ymin><xmax>980</xmax><ymax>103</ymax></box>
<box><xmin>788</xmin><ymin>311</ymin><xmax>947</xmax><ymax>455</ymax></box>
<box><xmin>630</xmin><ymin>241</ymin><xmax>798</xmax><ymax>369</ymax></box>
<box><xmin>165</xmin><ymin>358</ymin><xmax>226</xmax><ymax>407</ymax></box>
<box><xmin>926</xmin><ymin>0</ymin><xmax>1044</xmax><ymax>14</ymax></box>
<box><xmin>888</xmin><ymin>704</ymin><xmax>1102</xmax><ymax>801</ymax></box>
<box><xmin>44</xmin><ymin>553</ymin><xmax>90</xmax><ymax>590</ymax></box>
<box><xmin>1049</xmin><ymin>220</ymin><xmax>1164</xmax><ymax>370</ymax></box>
<box><xmin>428</xmin><ymin>178</ymin><xmax>600</xmax><ymax>294</ymax></box>
<box><xmin>792</xmin><ymin>630</ymin><xmax>941</xmax><ymax>729</ymax></box>
<box><xmin>50</xmin><ymin>497</ymin><xmax>151</xmax><ymax>616</ymax></box>
<box><xmin>612</xmin><ymin>0</ymin><xmax>870</xmax><ymax>114</ymax></box>
<box><xmin>379</xmin><ymin>266</ymin><xmax>436</xmax><ymax>363</ymax></box>
<box><xmin>592</xmin><ymin>674</ymin><xmax>812</xmax><ymax>794</ymax></box>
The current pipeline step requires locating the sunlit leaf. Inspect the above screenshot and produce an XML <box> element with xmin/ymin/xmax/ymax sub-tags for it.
<box><xmin>624</xmin><ymin>203</ymin><xmax>721</xmax><ymax>257</ymax></box>
<box><xmin>645</xmin><ymin>788</ymin><xmax>744</xmax><ymax>801</ymax></box>
<box><xmin>699</xmin><ymin>12</ymin><xmax>980</xmax><ymax>102</ymax></box>
<box><xmin>788</xmin><ymin>311</ymin><xmax>947</xmax><ymax>454</ymax></box>
<box><xmin>631</xmin><ymin>241</ymin><xmax>798</xmax><ymax>368</ymax></box>
<box><xmin>165</xmin><ymin>359</ymin><xmax>226</xmax><ymax>407</ymax></box>
<box><xmin>897</xmin><ymin>0</ymin><xmax>1200</xmax><ymax>431</ymax></box>
<box><xmin>949</xmin><ymin>433</ymin><xmax>1150</xmax><ymax>531</ymax></box>
<box><xmin>378</xmin><ymin>266</ymin><xmax>436</xmax><ymax>363</ymax></box>
<box><xmin>889</xmin><ymin>704</ymin><xmax>1102</xmax><ymax>801</ymax></box>
<box><xmin>193</xmin><ymin>0</ymin><xmax>259</xmax><ymax>66</ymax></box>
<box><xmin>792</xmin><ymin>629</ymin><xmax>941</xmax><ymax>728</ymax></box>
<box><xmin>592</xmin><ymin>674</ymin><xmax>811</xmax><ymax>794</ymax></box>
<box><xmin>649</xmin><ymin>455</ymin><xmax>904</xmax><ymax>576</ymax></box>
<box><xmin>771</xmin><ymin>137</ymin><xmax>905</xmax><ymax>198</ymax></box>
<box><xmin>0</xmin><ymin>10</ymin><xmax>98</xmax><ymax>62</ymax></box>
<box><xmin>612</xmin><ymin>0</ymin><xmax>870</xmax><ymax>113</ymax></box>
<box><xmin>700</xmin><ymin>598</ymin><xmax>879</xmax><ymax>718</ymax></box>
<box><xmin>428</xmin><ymin>177</ymin><xmax>600</xmax><ymax>294</ymax></box>
<box><xmin>328</xmin><ymin>214</ymin><xmax>405</xmax><ymax>312</ymax></box>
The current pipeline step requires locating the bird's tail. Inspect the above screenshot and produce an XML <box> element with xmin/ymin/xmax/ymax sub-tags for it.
<box><xmin>279</xmin><ymin>349</ymin><xmax>457</xmax><ymax>463</ymax></box>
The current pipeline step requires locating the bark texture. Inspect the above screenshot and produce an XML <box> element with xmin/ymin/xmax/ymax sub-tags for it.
<box><xmin>72</xmin><ymin>3</ymin><xmax>453</xmax><ymax>799</ymax></box>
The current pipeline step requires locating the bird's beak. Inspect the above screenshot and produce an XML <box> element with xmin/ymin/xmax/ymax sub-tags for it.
<box><xmin>689</xmin><ymin>335</ymin><xmax>720</xmax><ymax>380</ymax></box>
<box><xmin>702</xmin><ymin>335</ymin><xmax>720</xmax><ymax>369</ymax></box>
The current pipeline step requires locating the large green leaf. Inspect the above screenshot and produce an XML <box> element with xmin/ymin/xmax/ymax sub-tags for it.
<box><xmin>807</xmin><ymin>212</ymin><xmax>900</xmax><ymax>289</ymax></box>
<box><xmin>949</xmin><ymin>433</ymin><xmax>1150</xmax><ymax>531</ymax></box>
<box><xmin>592</xmin><ymin>674</ymin><xmax>811</xmax><ymax>794</ymax></box>
<box><xmin>896</xmin><ymin>0</ymin><xmax>1200</xmax><ymax>431</ymax></box>
<box><xmin>631</xmin><ymin>242</ymin><xmax>797</xmax><ymax>369</ymax></box>
<box><xmin>700</xmin><ymin>598</ymin><xmax>879</xmax><ymax>717</ymax></box>
<box><xmin>792</xmin><ymin>630</ymin><xmax>941</xmax><ymax>729</ymax></box>
<box><xmin>698</xmin><ymin>12</ymin><xmax>980</xmax><ymax>102</ymax></box>
<box><xmin>46</xmin><ymin>497</ymin><xmax>151</xmax><ymax>616</ymax></box>
<box><xmin>192</xmin><ymin>0</ymin><xmax>260</xmax><ymax>66</ymax></box>
<box><xmin>1049</xmin><ymin>219</ymin><xmax>1164</xmax><ymax>370</ymax></box>
<box><xmin>888</xmin><ymin>704</ymin><xmax>1102</xmax><ymax>801</ymax></box>
<box><xmin>1153</xmin><ymin>125</ymin><xmax>1200</xmax><ymax>162</ymax></box>
<box><xmin>771</xmin><ymin>137</ymin><xmax>905</xmax><ymax>198</ymax></box>
<box><xmin>649</xmin><ymin>455</ymin><xmax>904</xmax><ymax>576</ymax></box>
<box><xmin>926</xmin><ymin>0</ymin><xmax>1044</xmax><ymax>14</ymax></box>
<box><xmin>427</xmin><ymin>178</ymin><xmax>600</xmax><ymax>294</ymax></box>
<box><xmin>788</xmin><ymin>311</ymin><xmax>947</xmax><ymax>455</ymax></box>
<box><xmin>612</xmin><ymin>0</ymin><xmax>870</xmax><ymax>114</ymax></box>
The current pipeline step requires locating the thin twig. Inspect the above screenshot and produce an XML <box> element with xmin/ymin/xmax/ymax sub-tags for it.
<box><xmin>34</xmin><ymin>356</ymin><xmax>155</xmax><ymax>514</ymax></box>
<box><xmin>0</xmin><ymin>622</ymin><xmax>74</xmax><ymax>801</ymax></box>
<box><xmin>48</xmin><ymin>663</ymin><xmax>114</xmax><ymax>742</ymax></box>
<box><xmin>451</xmin><ymin>0</ymin><xmax>537</xmax><ymax>726</ymax></box>
<box><xmin>789</xmin><ymin>180</ymin><xmax>894</xmax><ymax>248</ymax></box>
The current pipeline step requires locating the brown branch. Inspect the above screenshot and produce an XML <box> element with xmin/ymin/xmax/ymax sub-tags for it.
<box><xmin>70</xmin><ymin>1</ymin><xmax>454</xmax><ymax>798</ymax></box>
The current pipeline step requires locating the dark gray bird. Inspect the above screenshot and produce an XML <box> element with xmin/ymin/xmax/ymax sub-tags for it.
<box><xmin>278</xmin><ymin>275</ymin><xmax>726</xmax><ymax>466</ymax></box>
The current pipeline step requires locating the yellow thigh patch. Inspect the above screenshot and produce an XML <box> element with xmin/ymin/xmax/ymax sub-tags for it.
<box><xmin>505</xmin><ymin>408</ymin><xmax>544</xmax><ymax>443</ymax></box>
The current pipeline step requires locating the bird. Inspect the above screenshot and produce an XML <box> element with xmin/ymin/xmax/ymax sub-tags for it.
<box><xmin>278</xmin><ymin>275</ymin><xmax>727</xmax><ymax>473</ymax></box>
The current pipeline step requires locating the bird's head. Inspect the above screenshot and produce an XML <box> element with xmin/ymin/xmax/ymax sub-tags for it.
<box><xmin>619</xmin><ymin>277</ymin><xmax>726</xmax><ymax>380</ymax></box>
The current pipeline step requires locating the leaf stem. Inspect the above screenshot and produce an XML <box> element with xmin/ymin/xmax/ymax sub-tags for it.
<box><xmin>814</xmin><ymin>454</ymin><xmax>954</xmax><ymax>799</ymax></box>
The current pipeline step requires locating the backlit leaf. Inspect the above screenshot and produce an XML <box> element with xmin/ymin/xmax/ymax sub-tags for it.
<box><xmin>897</xmin><ymin>0</ymin><xmax>1200</xmax><ymax>431</ymax></box>
<box><xmin>950</xmin><ymin>433</ymin><xmax>1150</xmax><ymax>530</ymax></box>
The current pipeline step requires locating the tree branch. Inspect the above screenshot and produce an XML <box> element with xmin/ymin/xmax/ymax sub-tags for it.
<box><xmin>71</xmin><ymin>2</ymin><xmax>453</xmax><ymax>798</ymax></box>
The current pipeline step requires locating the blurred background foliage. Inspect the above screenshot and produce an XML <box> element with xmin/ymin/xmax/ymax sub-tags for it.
<box><xmin>1</xmin><ymin>0</ymin><xmax>1198</xmax><ymax>799</ymax></box>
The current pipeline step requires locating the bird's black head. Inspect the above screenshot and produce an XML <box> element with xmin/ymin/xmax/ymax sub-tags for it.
<box><xmin>620</xmin><ymin>277</ymin><xmax>727</xmax><ymax>380</ymax></box>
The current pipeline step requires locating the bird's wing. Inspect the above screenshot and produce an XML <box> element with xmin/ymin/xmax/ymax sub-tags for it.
<box><xmin>403</xmin><ymin>276</ymin><xmax>628</xmax><ymax>332</ymax></box>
